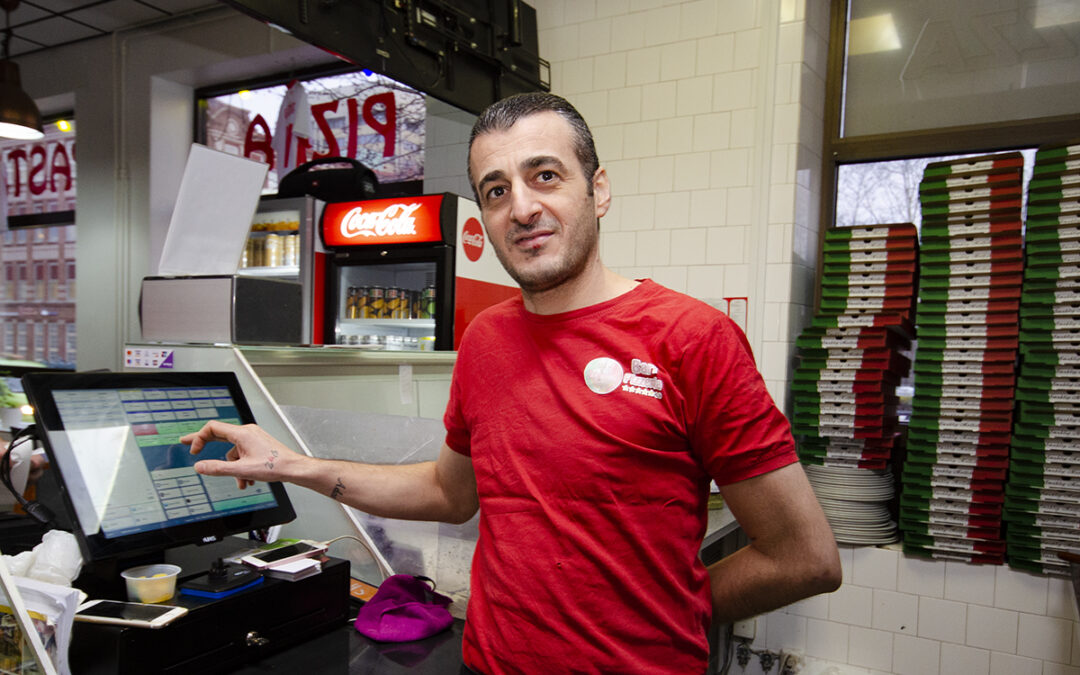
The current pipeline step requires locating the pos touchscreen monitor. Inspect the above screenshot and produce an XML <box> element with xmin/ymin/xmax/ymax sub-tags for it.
<box><xmin>21</xmin><ymin>371</ymin><xmax>295</xmax><ymax>562</ymax></box>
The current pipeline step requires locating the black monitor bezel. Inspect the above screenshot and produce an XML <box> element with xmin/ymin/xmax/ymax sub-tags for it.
<box><xmin>21</xmin><ymin>370</ymin><xmax>296</xmax><ymax>562</ymax></box>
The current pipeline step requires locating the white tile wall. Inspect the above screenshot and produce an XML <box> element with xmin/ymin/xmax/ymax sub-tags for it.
<box><xmin>966</xmin><ymin>605</ymin><xmax>1018</xmax><ymax>653</ymax></box>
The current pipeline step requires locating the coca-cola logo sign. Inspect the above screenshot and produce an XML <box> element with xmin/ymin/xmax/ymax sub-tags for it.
<box><xmin>323</xmin><ymin>195</ymin><xmax>444</xmax><ymax>246</ymax></box>
<box><xmin>340</xmin><ymin>203</ymin><xmax>422</xmax><ymax>239</ymax></box>
<box><xmin>461</xmin><ymin>217</ymin><xmax>484</xmax><ymax>261</ymax></box>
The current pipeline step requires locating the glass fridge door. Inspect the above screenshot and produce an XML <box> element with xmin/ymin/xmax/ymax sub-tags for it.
<box><xmin>334</xmin><ymin>261</ymin><xmax>440</xmax><ymax>350</ymax></box>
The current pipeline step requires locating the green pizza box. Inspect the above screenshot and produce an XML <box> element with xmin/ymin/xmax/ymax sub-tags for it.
<box><xmin>824</xmin><ymin>223</ymin><xmax>917</xmax><ymax>241</ymax></box>
<box><xmin>1020</xmin><ymin>288</ymin><xmax>1080</xmax><ymax>305</ymax></box>
<box><xmin>819</xmin><ymin>296</ymin><xmax>914</xmax><ymax>314</ymax></box>
<box><xmin>820</xmin><ymin>283</ymin><xmax>913</xmax><ymax>299</ymax></box>
<box><xmin>919</xmin><ymin>170</ymin><xmax>1021</xmax><ymax>194</ymax></box>
<box><xmin>916</xmin><ymin>323</ymin><xmax>1018</xmax><ymax>339</ymax></box>
<box><xmin>1004</xmin><ymin>526</ymin><xmax>1080</xmax><ymax>546</ymax></box>
<box><xmin>1009</xmin><ymin>460</ymin><xmax>1080</xmax><ymax>481</ymax></box>
<box><xmin>793</xmin><ymin>400</ymin><xmax>892</xmax><ymax>418</ymax></box>
<box><xmin>811</xmin><ymin>311</ymin><xmax>912</xmax><ymax>331</ymax></box>
<box><xmin>1034</xmin><ymin>143</ymin><xmax>1080</xmax><ymax>164</ymax></box>
<box><xmin>1028</xmin><ymin>200</ymin><xmax>1080</xmax><ymax>218</ymax></box>
<box><xmin>1020</xmin><ymin>347</ymin><xmax>1080</xmax><ymax>365</ymax></box>
<box><xmin>912</xmin><ymin>370</ymin><xmax>1015</xmax><ymax>389</ymax></box>
<box><xmin>899</xmin><ymin>507</ymin><xmax>1001</xmax><ymax>530</ymax></box>
<box><xmin>822</xmin><ymin>236</ymin><xmax>916</xmax><ymax>254</ymax></box>
<box><xmin>914</xmin><ymin>347</ymin><xmax>1016</xmax><ymax>364</ymax></box>
<box><xmin>1010</xmin><ymin>432</ymin><xmax>1080</xmax><ymax>454</ymax></box>
<box><xmin>1015</xmin><ymin>386</ymin><xmax>1080</xmax><ymax>408</ymax></box>
<box><xmin>1028</xmin><ymin>188</ymin><xmax>1080</xmax><ymax>206</ymax></box>
<box><xmin>906</xmin><ymin>413</ymin><xmax>1012</xmax><ymax>434</ymax></box>
<box><xmin>1019</xmin><ymin>303</ymin><xmax>1080</xmax><ymax>320</ymax></box>
<box><xmin>820</xmin><ymin>271</ymin><xmax>915</xmax><ymax>289</ymax></box>
<box><xmin>822</xmin><ymin>259</ymin><xmax>917</xmax><ymax>277</ymax></box>
<box><xmin>1006</xmin><ymin>471</ymin><xmax>1080</xmax><ymax>492</ymax></box>
<box><xmin>1025</xmin><ymin>250</ymin><xmax>1080</xmax><ymax>268</ymax></box>
<box><xmin>919</xmin><ymin>273</ymin><xmax>1022</xmax><ymax>290</ymax></box>
<box><xmin>923</xmin><ymin>152</ymin><xmax>1024</xmax><ymax>178</ymax></box>
<box><xmin>900</xmin><ymin>492</ymin><xmax>1002</xmax><ymax>515</ymax></box>
<box><xmin>921</xmin><ymin>197</ymin><xmax>1023</xmax><ymax>220</ymax></box>
<box><xmin>1020</xmin><ymin>317</ymin><xmax>1080</xmax><ymax>333</ymax></box>
<box><xmin>1012</xmin><ymin>421</ymin><xmax>1080</xmax><ymax>441</ymax></box>
<box><xmin>904</xmin><ymin>448</ymin><xmax>1009</xmax><ymax>469</ymax></box>
<box><xmin>917</xmin><ymin>298</ymin><xmax>1020</xmax><ymax>316</ymax></box>
<box><xmin>903</xmin><ymin>544</ymin><xmax>1005</xmax><ymax>565</ymax></box>
<box><xmin>901</xmin><ymin>532</ymin><xmax>1006</xmax><ymax>556</ymax></box>
<box><xmin>1019</xmin><ymin>328</ymin><xmax>1080</xmax><ymax>345</ymax></box>
<box><xmin>1003</xmin><ymin>495</ymin><xmax>1080</xmax><ymax>518</ymax></box>
<box><xmin>1003</xmin><ymin>511</ymin><xmax>1080</xmax><ymax>531</ymax></box>
<box><xmin>823</xmin><ymin>248</ymin><xmax>917</xmax><ymax>265</ymax></box>
<box><xmin>791</xmin><ymin>379</ymin><xmax>887</xmax><ymax>395</ymax></box>
<box><xmin>1012</xmin><ymin>410</ymin><xmax>1080</xmax><ymax>428</ymax></box>
<box><xmin>920</xmin><ymin>246</ymin><xmax>1023</xmax><ymax>266</ymax></box>
<box><xmin>916</xmin><ymin>336</ymin><xmax>1017</xmax><ymax>352</ymax></box>
<box><xmin>911</xmin><ymin>395</ymin><xmax>1013</xmax><ymax>416</ymax></box>
<box><xmin>1005</xmin><ymin>482</ymin><xmax>1080</xmax><ymax>504</ymax></box>
<box><xmin>916</xmin><ymin>308</ymin><xmax>1018</xmax><ymax>327</ymax></box>
<box><xmin>1009</xmin><ymin>446</ymin><xmax>1080</xmax><ymax>469</ymax></box>
<box><xmin>900</xmin><ymin>519</ymin><xmax>1001</xmax><ymax>542</ymax></box>
<box><xmin>793</xmin><ymin>390</ymin><xmax>896</xmax><ymax>407</ymax></box>
<box><xmin>1006</xmin><ymin>557</ymin><xmax>1070</xmax><ymax>577</ymax></box>
<box><xmin>918</xmin><ymin>183</ymin><xmax>1023</xmax><ymax>205</ymax></box>
<box><xmin>919</xmin><ymin>233</ymin><xmax>1023</xmax><ymax>253</ymax></box>
<box><xmin>1025</xmin><ymin>223</ymin><xmax>1080</xmax><ymax>242</ymax></box>
<box><xmin>913</xmin><ymin>360</ymin><xmax>1015</xmax><ymax>378</ymax></box>
<box><xmin>919</xmin><ymin>259</ymin><xmax>1023</xmax><ymax>278</ymax></box>
<box><xmin>1032</xmin><ymin>158</ymin><xmax>1080</xmax><ymax>178</ymax></box>
<box><xmin>1026</xmin><ymin>213</ymin><xmax>1080</xmax><ymax>230</ymax></box>
<box><xmin>920</xmin><ymin>219</ymin><xmax>1021</xmax><ymax>241</ymax></box>
<box><xmin>1026</xmin><ymin>239</ymin><xmax>1080</xmax><ymax>259</ymax></box>
<box><xmin>901</xmin><ymin>462</ymin><xmax>1006</xmax><ymax>483</ymax></box>
<box><xmin>1025</xmin><ymin>264</ymin><xmax>1080</xmax><ymax>281</ymax></box>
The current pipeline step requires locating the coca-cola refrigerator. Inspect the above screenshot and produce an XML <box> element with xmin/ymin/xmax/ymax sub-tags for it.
<box><xmin>317</xmin><ymin>193</ymin><xmax>518</xmax><ymax>350</ymax></box>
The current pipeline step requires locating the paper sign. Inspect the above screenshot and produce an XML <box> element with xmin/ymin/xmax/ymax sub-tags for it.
<box><xmin>158</xmin><ymin>144</ymin><xmax>269</xmax><ymax>276</ymax></box>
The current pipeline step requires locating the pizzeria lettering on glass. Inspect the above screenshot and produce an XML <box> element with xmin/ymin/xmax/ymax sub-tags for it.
<box><xmin>2</xmin><ymin>137</ymin><xmax>77</xmax><ymax>215</ymax></box>
<box><xmin>244</xmin><ymin>91</ymin><xmax>397</xmax><ymax>171</ymax></box>
<box><xmin>322</xmin><ymin>195</ymin><xmax>445</xmax><ymax>246</ymax></box>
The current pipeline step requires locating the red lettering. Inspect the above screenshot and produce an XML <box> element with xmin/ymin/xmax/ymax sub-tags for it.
<box><xmin>28</xmin><ymin>145</ymin><xmax>47</xmax><ymax>196</ymax></box>
<box><xmin>362</xmin><ymin>92</ymin><xmax>396</xmax><ymax>157</ymax></box>
<box><xmin>296</xmin><ymin>136</ymin><xmax>311</xmax><ymax>166</ymax></box>
<box><xmin>310</xmin><ymin>100</ymin><xmax>340</xmax><ymax>158</ymax></box>
<box><xmin>243</xmin><ymin>114</ymin><xmax>275</xmax><ymax>168</ymax></box>
<box><xmin>50</xmin><ymin>143</ymin><xmax>72</xmax><ymax>192</ymax></box>
<box><xmin>284</xmin><ymin>123</ymin><xmax>293</xmax><ymax>167</ymax></box>
<box><xmin>347</xmin><ymin>97</ymin><xmax>359</xmax><ymax>158</ymax></box>
<box><xmin>7</xmin><ymin>148</ymin><xmax>26</xmax><ymax>197</ymax></box>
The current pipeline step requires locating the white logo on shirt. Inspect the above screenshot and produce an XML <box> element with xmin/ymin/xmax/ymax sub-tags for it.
<box><xmin>583</xmin><ymin>357</ymin><xmax>663</xmax><ymax>399</ymax></box>
<box><xmin>583</xmin><ymin>357</ymin><xmax>623</xmax><ymax>394</ymax></box>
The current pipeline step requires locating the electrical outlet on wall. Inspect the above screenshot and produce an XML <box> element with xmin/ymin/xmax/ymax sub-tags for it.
<box><xmin>732</xmin><ymin>618</ymin><xmax>756</xmax><ymax>640</ymax></box>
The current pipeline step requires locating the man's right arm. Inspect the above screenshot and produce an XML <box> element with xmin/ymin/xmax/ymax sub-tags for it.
<box><xmin>182</xmin><ymin>421</ymin><xmax>479</xmax><ymax>524</ymax></box>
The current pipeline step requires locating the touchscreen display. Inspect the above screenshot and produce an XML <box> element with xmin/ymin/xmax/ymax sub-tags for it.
<box><xmin>49</xmin><ymin>384</ymin><xmax>275</xmax><ymax>539</ymax></box>
<box><xmin>23</xmin><ymin>371</ymin><xmax>295</xmax><ymax>561</ymax></box>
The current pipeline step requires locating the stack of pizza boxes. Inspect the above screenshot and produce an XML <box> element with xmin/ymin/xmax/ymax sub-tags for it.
<box><xmin>900</xmin><ymin>153</ymin><xmax>1025</xmax><ymax>565</ymax></box>
<box><xmin>1006</xmin><ymin>141</ymin><xmax>1080</xmax><ymax>576</ymax></box>
<box><xmin>792</xmin><ymin>224</ymin><xmax>917</xmax><ymax>470</ymax></box>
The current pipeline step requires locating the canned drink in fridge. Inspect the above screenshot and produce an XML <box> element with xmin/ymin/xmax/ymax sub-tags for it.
<box><xmin>354</xmin><ymin>286</ymin><xmax>369</xmax><ymax>319</ymax></box>
<box><xmin>346</xmin><ymin>287</ymin><xmax>357</xmax><ymax>319</ymax></box>
<box><xmin>368</xmin><ymin>286</ymin><xmax>386</xmax><ymax>318</ymax></box>
<box><xmin>264</xmin><ymin>234</ymin><xmax>282</xmax><ymax>267</ymax></box>
<box><xmin>386</xmin><ymin>288</ymin><xmax>402</xmax><ymax>319</ymax></box>
<box><xmin>421</xmin><ymin>286</ymin><xmax>437</xmax><ymax>319</ymax></box>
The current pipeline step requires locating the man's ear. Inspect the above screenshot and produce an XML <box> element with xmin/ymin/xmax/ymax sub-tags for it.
<box><xmin>593</xmin><ymin>167</ymin><xmax>611</xmax><ymax>219</ymax></box>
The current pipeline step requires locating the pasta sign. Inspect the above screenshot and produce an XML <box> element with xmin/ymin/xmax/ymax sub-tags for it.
<box><xmin>5</xmin><ymin>139</ymin><xmax>76</xmax><ymax>199</ymax></box>
<box><xmin>242</xmin><ymin>91</ymin><xmax>397</xmax><ymax>170</ymax></box>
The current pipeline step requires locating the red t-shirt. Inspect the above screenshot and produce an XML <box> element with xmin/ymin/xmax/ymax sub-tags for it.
<box><xmin>444</xmin><ymin>280</ymin><xmax>796</xmax><ymax>675</ymax></box>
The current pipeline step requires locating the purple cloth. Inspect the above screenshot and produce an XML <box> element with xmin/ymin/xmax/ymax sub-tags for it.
<box><xmin>353</xmin><ymin>574</ymin><xmax>453</xmax><ymax>642</ymax></box>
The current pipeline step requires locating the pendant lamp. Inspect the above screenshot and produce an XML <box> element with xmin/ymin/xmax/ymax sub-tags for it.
<box><xmin>0</xmin><ymin>0</ymin><xmax>41</xmax><ymax>140</ymax></box>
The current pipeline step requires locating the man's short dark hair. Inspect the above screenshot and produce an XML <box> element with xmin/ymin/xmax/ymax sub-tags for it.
<box><xmin>467</xmin><ymin>92</ymin><xmax>600</xmax><ymax>199</ymax></box>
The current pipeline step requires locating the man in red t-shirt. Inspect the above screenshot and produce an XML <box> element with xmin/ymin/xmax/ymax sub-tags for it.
<box><xmin>183</xmin><ymin>93</ymin><xmax>841</xmax><ymax>674</ymax></box>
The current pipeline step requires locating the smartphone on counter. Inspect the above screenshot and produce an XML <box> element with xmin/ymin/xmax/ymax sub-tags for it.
<box><xmin>75</xmin><ymin>600</ymin><xmax>188</xmax><ymax>629</ymax></box>
<box><xmin>239</xmin><ymin>540</ymin><xmax>327</xmax><ymax>569</ymax></box>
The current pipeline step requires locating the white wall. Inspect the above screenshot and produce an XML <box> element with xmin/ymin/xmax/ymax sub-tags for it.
<box><xmin>534</xmin><ymin>1</ymin><xmax>1080</xmax><ymax>674</ymax></box>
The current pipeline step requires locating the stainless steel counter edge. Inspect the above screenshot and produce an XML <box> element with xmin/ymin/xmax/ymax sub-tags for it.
<box><xmin>235</xmin><ymin>345</ymin><xmax>459</xmax><ymax>366</ymax></box>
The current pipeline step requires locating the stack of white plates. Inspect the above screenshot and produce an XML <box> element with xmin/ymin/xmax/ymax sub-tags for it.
<box><xmin>805</xmin><ymin>463</ymin><xmax>899</xmax><ymax>545</ymax></box>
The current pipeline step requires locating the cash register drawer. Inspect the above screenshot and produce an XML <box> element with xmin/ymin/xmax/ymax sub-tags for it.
<box><xmin>70</xmin><ymin>557</ymin><xmax>350</xmax><ymax>674</ymax></box>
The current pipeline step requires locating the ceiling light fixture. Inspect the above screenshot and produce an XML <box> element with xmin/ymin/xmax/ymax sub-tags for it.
<box><xmin>0</xmin><ymin>0</ymin><xmax>41</xmax><ymax>140</ymax></box>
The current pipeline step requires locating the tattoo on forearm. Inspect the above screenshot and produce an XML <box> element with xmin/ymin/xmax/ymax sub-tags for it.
<box><xmin>264</xmin><ymin>448</ymin><xmax>280</xmax><ymax>471</ymax></box>
<box><xmin>330</xmin><ymin>478</ymin><xmax>346</xmax><ymax>500</ymax></box>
